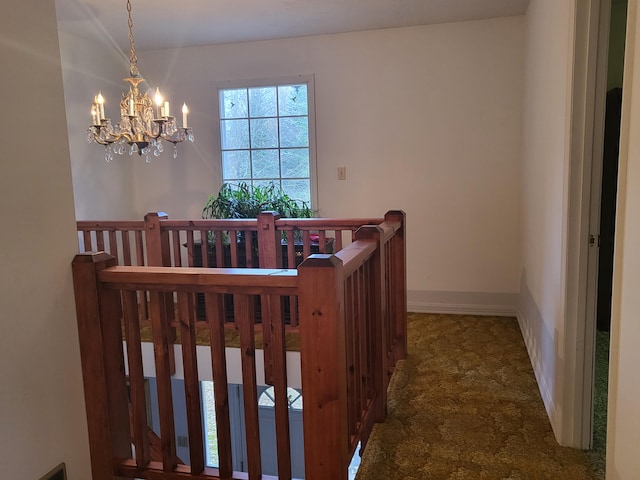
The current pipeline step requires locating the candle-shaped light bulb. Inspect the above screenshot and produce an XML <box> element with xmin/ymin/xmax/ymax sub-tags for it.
<box><xmin>128</xmin><ymin>88</ymin><xmax>135</xmax><ymax>116</ymax></box>
<box><xmin>91</xmin><ymin>107</ymin><xmax>98</xmax><ymax>125</ymax></box>
<box><xmin>164</xmin><ymin>101</ymin><xmax>170</xmax><ymax>117</ymax></box>
<box><xmin>182</xmin><ymin>103</ymin><xmax>189</xmax><ymax>128</ymax></box>
<box><xmin>97</xmin><ymin>92</ymin><xmax>105</xmax><ymax>120</ymax></box>
<box><xmin>154</xmin><ymin>88</ymin><xmax>163</xmax><ymax>118</ymax></box>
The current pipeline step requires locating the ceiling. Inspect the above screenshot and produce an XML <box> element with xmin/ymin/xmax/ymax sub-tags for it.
<box><xmin>55</xmin><ymin>0</ymin><xmax>530</xmax><ymax>52</ymax></box>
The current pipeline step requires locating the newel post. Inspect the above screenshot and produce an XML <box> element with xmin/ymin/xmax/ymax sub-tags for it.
<box><xmin>72</xmin><ymin>252</ymin><xmax>131</xmax><ymax>480</ymax></box>
<box><xmin>298</xmin><ymin>255</ymin><xmax>349</xmax><ymax>480</ymax></box>
<box><xmin>144</xmin><ymin>212</ymin><xmax>176</xmax><ymax>374</ymax></box>
<box><xmin>355</xmin><ymin>225</ymin><xmax>388</xmax><ymax>422</ymax></box>
<box><xmin>385</xmin><ymin>210</ymin><xmax>407</xmax><ymax>361</ymax></box>
<box><xmin>257</xmin><ymin>211</ymin><xmax>282</xmax><ymax>385</ymax></box>
<box><xmin>144</xmin><ymin>211</ymin><xmax>170</xmax><ymax>267</ymax></box>
<box><xmin>257</xmin><ymin>211</ymin><xmax>282</xmax><ymax>268</ymax></box>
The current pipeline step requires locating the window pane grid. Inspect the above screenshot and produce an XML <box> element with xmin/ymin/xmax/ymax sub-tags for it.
<box><xmin>219</xmin><ymin>82</ymin><xmax>311</xmax><ymax>205</ymax></box>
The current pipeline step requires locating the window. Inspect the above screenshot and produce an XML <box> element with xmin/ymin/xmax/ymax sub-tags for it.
<box><xmin>258</xmin><ymin>386</ymin><xmax>303</xmax><ymax>410</ymax></box>
<box><xmin>217</xmin><ymin>76</ymin><xmax>316</xmax><ymax>207</ymax></box>
<box><xmin>201</xmin><ymin>381</ymin><xmax>219</xmax><ymax>468</ymax></box>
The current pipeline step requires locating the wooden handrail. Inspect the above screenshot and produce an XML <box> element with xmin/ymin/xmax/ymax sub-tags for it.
<box><xmin>334</xmin><ymin>238</ymin><xmax>377</xmax><ymax>277</ymax></box>
<box><xmin>77</xmin><ymin>220</ymin><xmax>146</xmax><ymax>231</ymax></box>
<box><xmin>161</xmin><ymin>219</ymin><xmax>260</xmax><ymax>230</ymax></box>
<box><xmin>98</xmin><ymin>266</ymin><xmax>298</xmax><ymax>293</ymax></box>
<box><xmin>274</xmin><ymin>217</ymin><xmax>383</xmax><ymax>229</ymax></box>
<box><xmin>72</xmin><ymin>211</ymin><xmax>407</xmax><ymax>480</ymax></box>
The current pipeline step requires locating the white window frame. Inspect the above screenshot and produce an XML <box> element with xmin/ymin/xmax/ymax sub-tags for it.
<box><xmin>213</xmin><ymin>75</ymin><xmax>318</xmax><ymax>210</ymax></box>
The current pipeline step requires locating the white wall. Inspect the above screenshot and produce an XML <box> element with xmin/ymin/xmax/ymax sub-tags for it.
<box><xmin>608</xmin><ymin>0</ymin><xmax>640</xmax><ymax>476</ymax></box>
<box><xmin>121</xmin><ymin>18</ymin><xmax>524</xmax><ymax>313</ymax></box>
<box><xmin>0</xmin><ymin>1</ymin><xmax>91</xmax><ymax>478</ymax></box>
<box><xmin>58</xmin><ymin>32</ymin><xmax>136</xmax><ymax>220</ymax></box>
<box><xmin>518</xmin><ymin>0</ymin><xmax>575</xmax><ymax>443</ymax></box>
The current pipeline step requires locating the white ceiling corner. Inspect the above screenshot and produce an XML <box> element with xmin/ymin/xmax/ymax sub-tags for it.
<box><xmin>55</xmin><ymin>0</ymin><xmax>531</xmax><ymax>52</ymax></box>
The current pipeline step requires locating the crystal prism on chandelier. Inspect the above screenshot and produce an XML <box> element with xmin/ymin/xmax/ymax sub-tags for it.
<box><xmin>87</xmin><ymin>0</ymin><xmax>194</xmax><ymax>162</ymax></box>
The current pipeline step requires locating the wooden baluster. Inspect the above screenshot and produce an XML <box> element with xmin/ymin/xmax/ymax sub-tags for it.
<box><xmin>205</xmin><ymin>293</ymin><xmax>233</xmax><ymax>478</ymax></box>
<box><xmin>215</xmin><ymin>231</ymin><xmax>230</xmax><ymax>322</ymax></box>
<box><xmin>135</xmin><ymin>230</ymin><xmax>145</xmax><ymax>266</ymax></box>
<box><xmin>385</xmin><ymin>241</ymin><xmax>394</xmax><ymax>366</ymax></box>
<box><xmin>345</xmin><ymin>275</ymin><xmax>357</xmax><ymax>437</ymax></box>
<box><xmin>286</xmin><ymin>230</ymin><xmax>295</xmax><ymax>269</ymax></box>
<box><xmin>318</xmin><ymin>230</ymin><xmax>327</xmax><ymax>253</ymax></box>
<box><xmin>186</xmin><ymin>230</ymin><xmax>195</xmax><ymax>267</ymax></box>
<box><xmin>122</xmin><ymin>230</ymin><xmax>132</xmax><ymax>266</ymax></box>
<box><xmin>215</xmin><ymin>230</ymin><xmax>224</xmax><ymax>267</ymax></box>
<box><xmin>200</xmin><ymin>230</ymin><xmax>209</xmax><ymax>267</ymax></box>
<box><xmin>355</xmin><ymin>225</ymin><xmax>387</xmax><ymax>423</ymax></box>
<box><xmin>298</xmin><ymin>255</ymin><xmax>348</xmax><ymax>480</ymax></box>
<box><xmin>286</xmin><ymin>229</ymin><xmax>299</xmax><ymax>328</ymax></box>
<box><xmin>71</xmin><ymin>252</ymin><xmax>131</xmax><ymax>480</ymax></box>
<box><xmin>384</xmin><ymin>211</ymin><xmax>407</xmax><ymax>362</ymax></box>
<box><xmin>149</xmin><ymin>290</ymin><xmax>178</xmax><ymax>471</ymax></box>
<box><xmin>357</xmin><ymin>265</ymin><xmax>368</xmax><ymax>417</ymax></box>
<box><xmin>122</xmin><ymin>290</ymin><xmax>150</xmax><ymax>467</ymax></box>
<box><xmin>96</xmin><ymin>230</ymin><xmax>105</xmax><ymax>251</ymax></box>
<box><xmin>82</xmin><ymin>230</ymin><xmax>92</xmax><ymax>252</ymax></box>
<box><xmin>109</xmin><ymin>230</ymin><xmax>118</xmax><ymax>259</ymax></box>
<box><xmin>245</xmin><ymin>230</ymin><xmax>253</xmax><ymax>267</ymax></box>
<box><xmin>302</xmin><ymin>230</ymin><xmax>311</xmax><ymax>260</ymax></box>
<box><xmin>334</xmin><ymin>229</ymin><xmax>344</xmax><ymax>252</ymax></box>
<box><xmin>234</xmin><ymin>293</ymin><xmax>262</xmax><ymax>479</ymax></box>
<box><xmin>171</xmin><ymin>230</ymin><xmax>182</xmax><ymax>267</ymax></box>
<box><xmin>269</xmin><ymin>295</ymin><xmax>292</xmax><ymax>479</ymax></box>
<box><xmin>134</xmin><ymin>230</ymin><xmax>148</xmax><ymax>320</ymax></box>
<box><xmin>177</xmin><ymin>292</ymin><xmax>205</xmax><ymax>473</ymax></box>
<box><xmin>230</xmin><ymin>231</ymin><xmax>239</xmax><ymax>267</ymax></box>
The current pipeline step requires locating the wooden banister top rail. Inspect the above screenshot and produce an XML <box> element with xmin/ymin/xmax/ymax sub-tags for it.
<box><xmin>97</xmin><ymin>266</ymin><xmax>298</xmax><ymax>294</ymax></box>
<box><xmin>377</xmin><ymin>219</ymin><xmax>403</xmax><ymax>243</ymax></box>
<box><xmin>160</xmin><ymin>219</ymin><xmax>260</xmax><ymax>230</ymax></box>
<box><xmin>76</xmin><ymin>216</ymin><xmax>388</xmax><ymax>232</ymax></box>
<box><xmin>334</xmin><ymin>239</ymin><xmax>377</xmax><ymax>278</ymax></box>
<box><xmin>76</xmin><ymin>220</ymin><xmax>145</xmax><ymax>231</ymax></box>
<box><xmin>275</xmin><ymin>217</ymin><xmax>383</xmax><ymax>229</ymax></box>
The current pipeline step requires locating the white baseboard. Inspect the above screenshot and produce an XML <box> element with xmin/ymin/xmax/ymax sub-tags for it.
<box><xmin>407</xmin><ymin>290</ymin><xmax>518</xmax><ymax>317</ymax></box>
<box><xmin>516</xmin><ymin>290</ymin><xmax>561</xmax><ymax>440</ymax></box>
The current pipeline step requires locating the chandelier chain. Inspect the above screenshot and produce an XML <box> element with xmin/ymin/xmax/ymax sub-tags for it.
<box><xmin>127</xmin><ymin>0</ymin><xmax>139</xmax><ymax>76</ymax></box>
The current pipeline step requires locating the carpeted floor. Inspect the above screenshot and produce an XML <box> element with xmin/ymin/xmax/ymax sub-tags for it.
<box><xmin>356</xmin><ymin>313</ymin><xmax>598</xmax><ymax>480</ymax></box>
<box><xmin>585</xmin><ymin>329</ymin><xmax>609</xmax><ymax>480</ymax></box>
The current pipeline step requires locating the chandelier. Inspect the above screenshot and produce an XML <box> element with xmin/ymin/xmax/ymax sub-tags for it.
<box><xmin>87</xmin><ymin>0</ymin><xmax>194</xmax><ymax>162</ymax></box>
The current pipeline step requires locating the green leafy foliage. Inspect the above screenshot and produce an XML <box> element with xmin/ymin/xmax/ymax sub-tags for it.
<box><xmin>202</xmin><ymin>181</ymin><xmax>313</xmax><ymax>220</ymax></box>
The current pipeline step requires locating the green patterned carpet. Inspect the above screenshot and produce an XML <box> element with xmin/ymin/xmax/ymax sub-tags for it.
<box><xmin>356</xmin><ymin>313</ymin><xmax>597</xmax><ymax>480</ymax></box>
<box><xmin>586</xmin><ymin>329</ymin><xmax>609</xmax><ymax>480</ymax></box>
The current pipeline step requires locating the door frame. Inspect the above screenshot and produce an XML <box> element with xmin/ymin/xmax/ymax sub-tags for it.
<box><xmin>564</xmin><ymin>0</ymin><xmax>612</xmax><ymax>449</ymax></box>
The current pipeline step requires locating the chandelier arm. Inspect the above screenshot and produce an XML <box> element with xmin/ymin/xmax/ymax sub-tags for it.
<box><xmin>89</xmin><ymin>127</ymin><xmax>128</xmax><ymax>146</ymax></box>
<box><xmin>161</xmin><ymin>127</ymin><xmax>193</xmax><ymax>143</ymax></box>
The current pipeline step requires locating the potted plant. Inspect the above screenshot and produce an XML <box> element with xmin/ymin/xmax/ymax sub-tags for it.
<box><xmin>202</xmin><ymin>181</ymin><xmax>313</xmax><ymax>221</ymax></box>
<box><xmin>197</xmin><ymin>182</ymin><xmax>314</xmax><ymax>320</ymax></box>
<box><xmin>200</xmin><ymin>182</ymin><xmax>313</xmax><ymax>267</ymax></box>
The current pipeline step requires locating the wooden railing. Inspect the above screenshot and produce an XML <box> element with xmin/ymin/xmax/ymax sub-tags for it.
<box><xmin>77</xmin><ymin>212</ymin><xmax>383</xmax><ymax>327</ymax></box>
<box><xmin>72</xmin><ymin>212</ymin><xmax>406</xmax><ymax>480</ymax></box>
<box><xmin>77</xmin><ymin>212</ymin><xmax>384</xmax><ymax>271</ymax></box>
